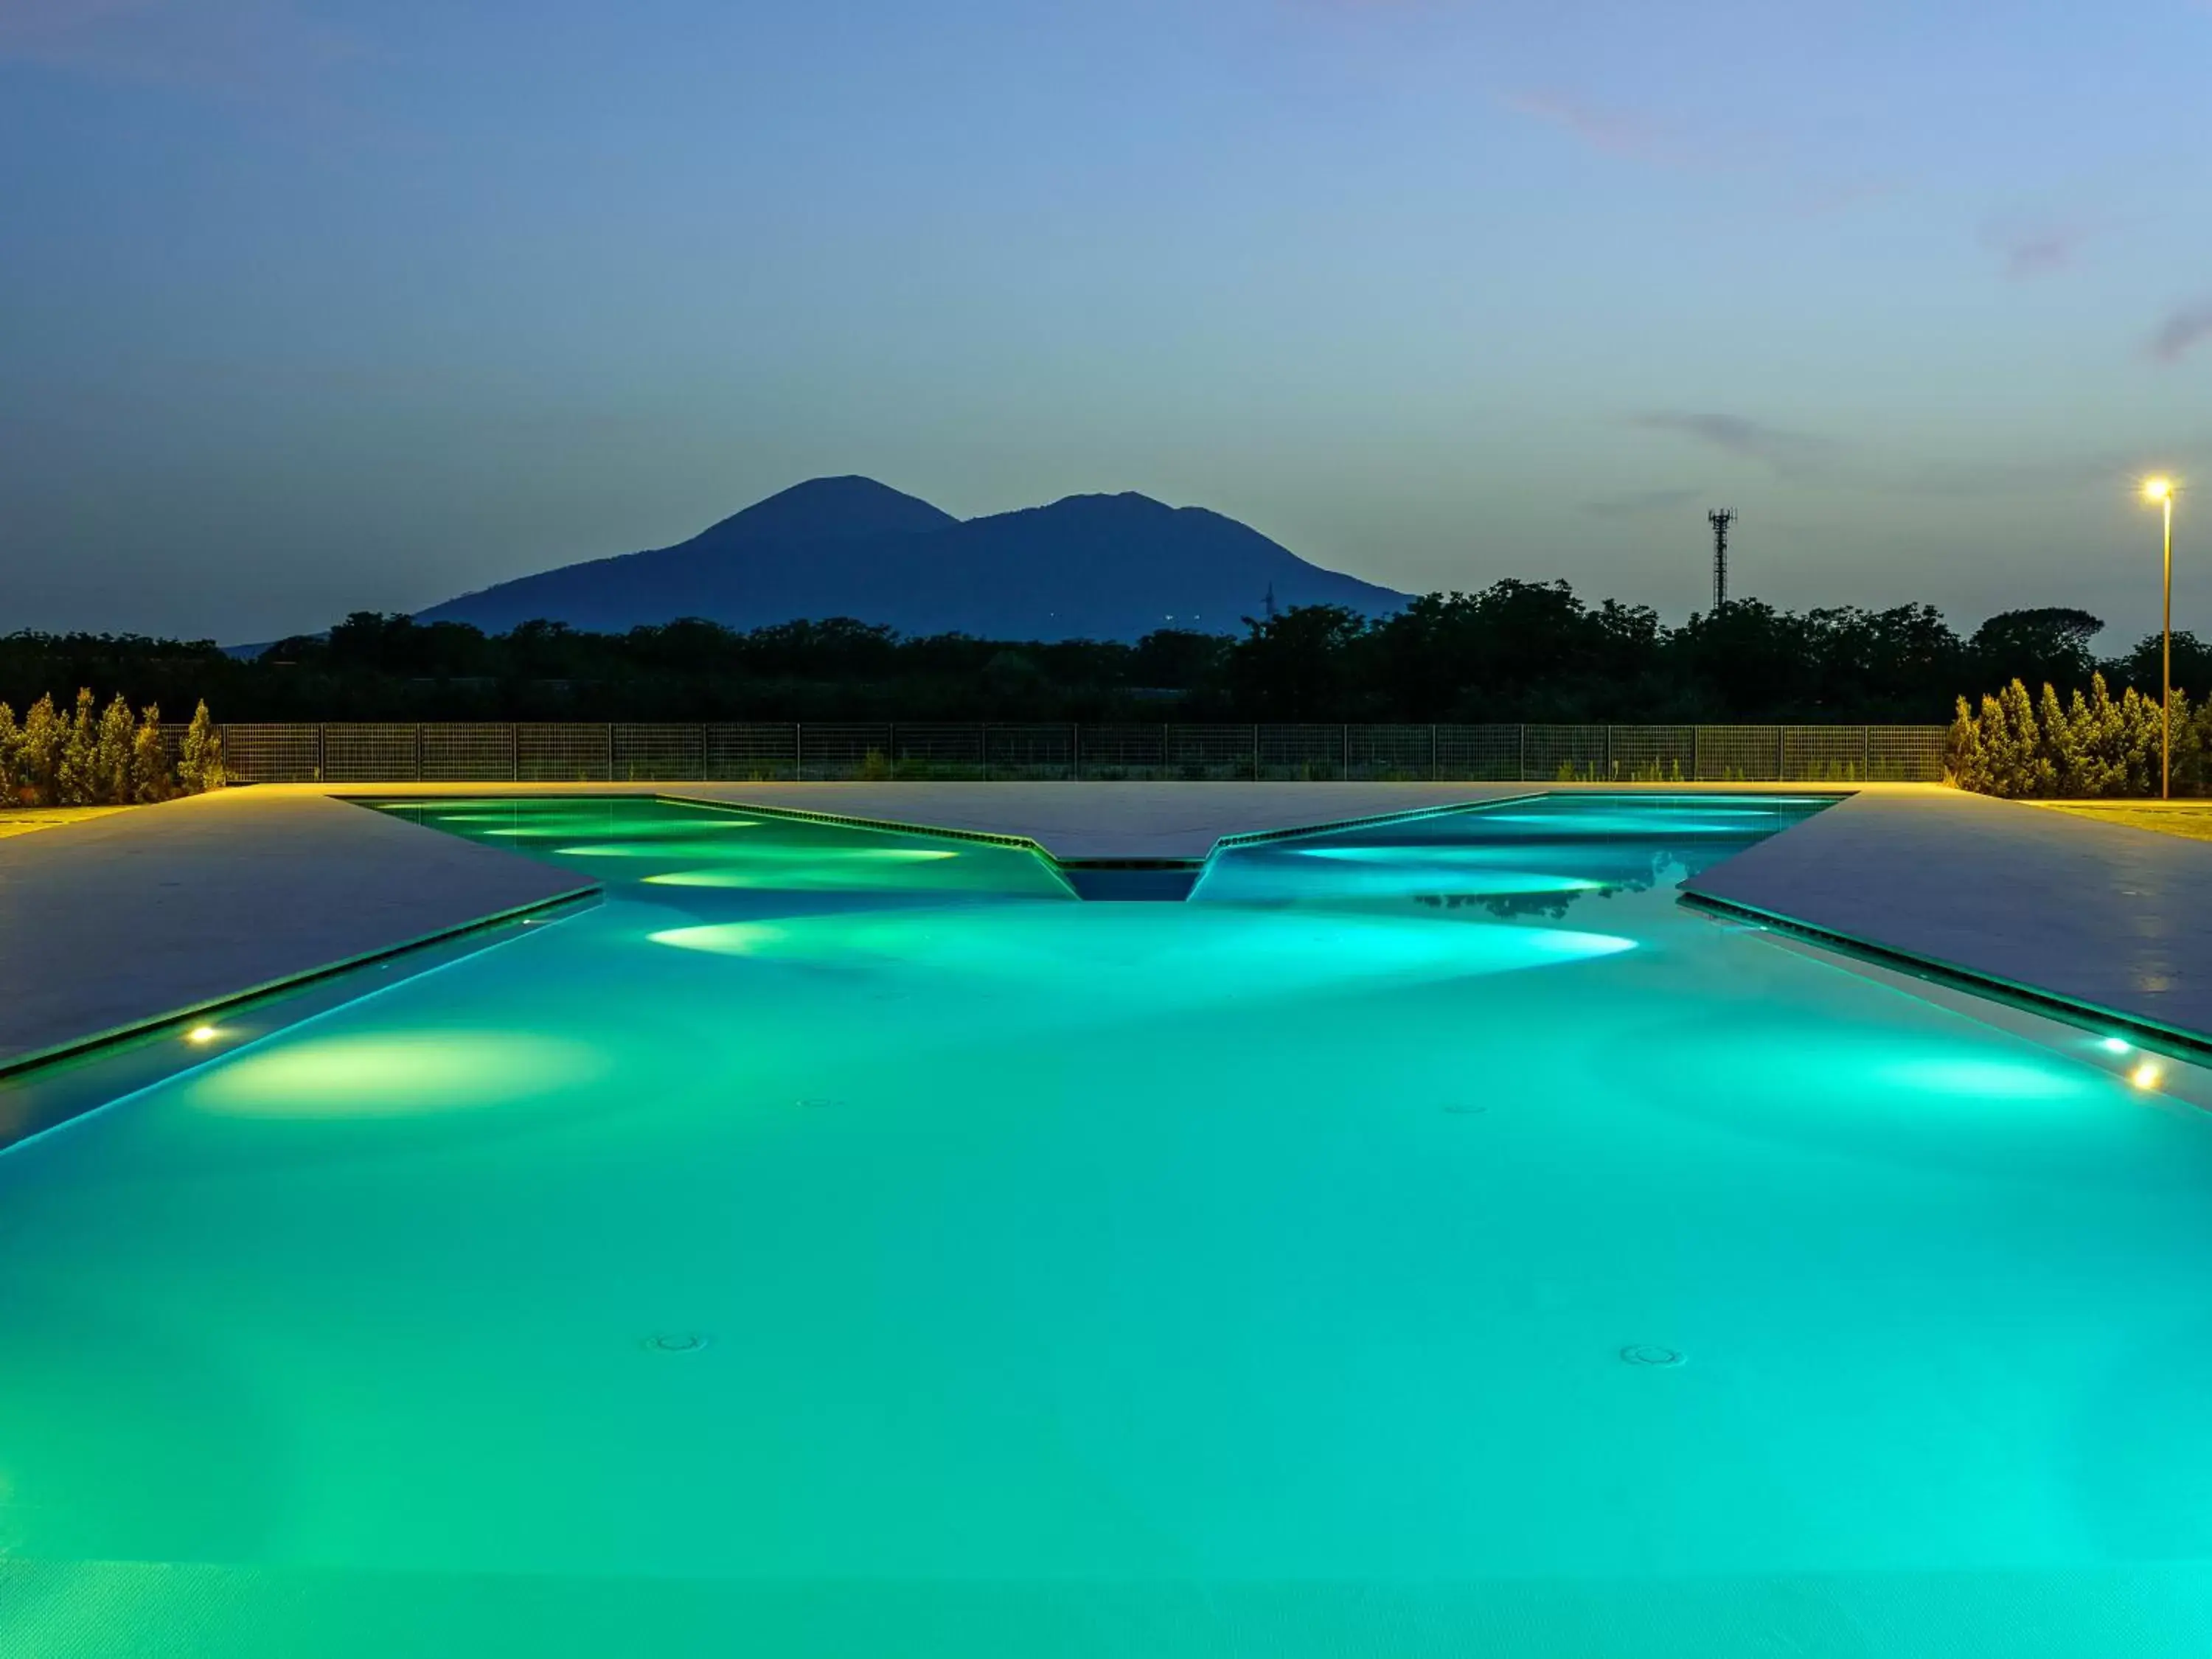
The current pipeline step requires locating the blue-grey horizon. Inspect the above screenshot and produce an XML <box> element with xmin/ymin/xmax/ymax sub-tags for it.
<box><xmin>1</xmin><ymin>0</ymin><xmax>2206</xmax><ymax>645</ymax></box>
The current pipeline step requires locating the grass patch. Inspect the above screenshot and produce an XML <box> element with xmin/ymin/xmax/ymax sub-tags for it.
<box><xmin>0</xmin><ymin>807</ymin><xmax>133</xmax><ymax>840</ymax></box>
<box><xmin>2034</xmin><ymin>802</ymin><xmax>2212</xmax><ymax>844</ymax></box>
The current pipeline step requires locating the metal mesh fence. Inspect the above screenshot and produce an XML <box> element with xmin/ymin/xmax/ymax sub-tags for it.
<box><xmin>1077</xmin><ymin>725</ymin><xmax>1171</xmax><ymax>778</ymax></box>
<box><xmin>891</xmin><ymin>724</ymin><xmax>987</xmax><ymax>775</ymax></box>
<box><xmin>793</xmin><ymin>723</ymin><xmax>894</xmax><ymax>780</ymax></box>
<box><xmin>987</xmin><ymin>724</ymin><xmax>1075</xmax><ymax>779</ymax></box>
<box><xmin>1349</xmin><ymin>725</ymin><xmax>1434</xmax><ymax>780</ymax></box>
<box><xmin>706</xmin><ymin>724</ymin><xmax>798</xmax><ymax>781</ymax></box>
<box><xmin>1783</xmin><ymin>726</ymin><xmax>1870</xmax><ymax>783</ymax></box>
<box><xmin>423</xmin><ymin>723</ymin><xmax>515</xmax><ymax>782</ymax></box>
<box><xmin>518</xmin><ymin>724</ymin><xmax>613</xmax><ymax>782</ymax></box>
<box><xmin>1169</xmin><ymin>725</ymin><xmax>1258</xmax><ymax>780</ymax></box>
<box><xmin>1607</xmin><ymin>726</ymin><xmax>1696</xmax><ymax>783</ymax></box>
<box><xmin>1435</xmin><ymin>725</ymin><xmax>1526</xmax><ymax>781</ymax></box>
<box><xmin>319</xmin><ymin>723</ymin><xmax>416</xmax><ymax>784</ymax></box>
<box><xmin>218</xmin><ymin>724</ymin><xmax>321</xmax><ymax>783</ymax></box>
<box><xmin>1693</xmin><ymin>726</ymin><xmax>1787</xmax><ymax>782</ymax></box>
<box><xmin>613</xmin><ymin>725</ymin><xmax>705</xmax><ymax>782</ymax></box>
<box><xmin>211</xmin><ymin>722</ymin><xmax>1951</xmax><ymax>784</ymax></box>
<box><xmin>1867</xmin><ymin>726</ymin><xmax>1947</xmax><ymax>782</ymax></box>
<box><xmin>1259</xmin><ymin>724</ymin><xmax>1345</xmax><ymax>781</ymax></box>
<box><xmin>1524</xmin><ymin>725</ymin><xmax>1611</xmax><ymax>782</ymax></box>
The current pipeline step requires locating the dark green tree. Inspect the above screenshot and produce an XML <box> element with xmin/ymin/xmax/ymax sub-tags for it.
<box><xmin>94</xmin><ymin>692</ymin><xmax>136</xmax><ymax>804</ymax></box>
<box><xmin>2113</xmin><ymin>630</ymin><xmax>2212</xmax><ymax>700</ymax></box>
<box><xmin>1970</xmin><ymin>608</ymin><xmax>2103</xmax><ymax>693</ymax></box>
<box><xmin>0</xmin><ymin>702</ymin><xmax>18</xmax><ymax>804</ymax></box>
<box><xmin>1223</xmin><ymin>605</ymin><xmax>1371</xmax><ymax>720</ymax></box>
<box><xmin>181</xmin><ymin>700</ymin><xmax>224</xmax><ymax>793</ymax></box>
<box><xmin>18</xmin><ymin>694</ymin><xmax>65</xmax><ymax>805</ymax></box>
<box><xmin>57</xmin><ymin>687</ymin><xmax>99</xmax><ymax>805</ymax></box>
<box><xmin>131</xmin><ymin>703</ymin><xmax>170</xmax><ymax>802</ymax></box>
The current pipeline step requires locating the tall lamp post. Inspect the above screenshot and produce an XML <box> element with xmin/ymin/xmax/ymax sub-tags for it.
<box><xmin>2144</xmin><ymin>477</ymin><xmax>2177</xmax><ymax>799</ymax></box>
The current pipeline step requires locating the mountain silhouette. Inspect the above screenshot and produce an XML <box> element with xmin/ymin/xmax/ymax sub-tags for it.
<box><xmin>414</xmin><ymin>476</ymin><xmax>1407</xmax><ymax>640</ymax></box>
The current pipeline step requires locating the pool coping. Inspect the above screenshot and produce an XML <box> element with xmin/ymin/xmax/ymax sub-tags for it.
<box><xmin>0</xmin><ymin>883</ymin><xmax>599</xmax><ymax>1082</ymax></box>
<box><xmin>1679</xmin><ymin>890</ymin><xmax>2212</xmax><ymax>1065</ymax></box>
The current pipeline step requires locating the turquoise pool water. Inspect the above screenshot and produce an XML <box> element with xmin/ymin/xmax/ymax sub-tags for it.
<box><xmin>4</xmin><ymin>793</ymin><xmax>2212</xmax><ymax>1656</ymax></box>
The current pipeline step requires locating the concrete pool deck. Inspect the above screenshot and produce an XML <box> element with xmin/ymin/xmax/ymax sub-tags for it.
<box><xmin>0</xmin><ymin>790</ymin><xmax>592</xmax><ymax>1073</ymax></box>
<box><xmin>1682</xmin><ymin>787</ymin><xmax>2212</xmax><ymax>1046</ymax></box>
<box><xmin>6</xmin><ymin>778</ymin><xmax>2212</xmax><ymax>1069</ymax></box>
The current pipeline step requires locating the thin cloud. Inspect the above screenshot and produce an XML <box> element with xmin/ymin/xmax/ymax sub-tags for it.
<box><xmin>0</xmin><ymin>0</ymin><xmax>357</xmax><ymax>94</ymax></box>
<box><xmin>1584</xmin><ymin>486</ymin><xmax>1703</xmax><ymax>519</ymax></box>
<box><xmin>1501</xmin><ymin>88</ymin><xmax>1680</xmax><ymax>164</ymax></box>
<box><xmin>1630</xmin><ymin>411</ymin><xmax>1838</xmax><ymax>479</ymax></box>
<box><xmin>1983</xmin><ymin>218</ymin><xmax>2094</xmax><ymax>280</ymax></box>
<box><xmin>2148</xmin><ymin>300</ymin><xmax>2212</xmax><ymax>367</ymax></box>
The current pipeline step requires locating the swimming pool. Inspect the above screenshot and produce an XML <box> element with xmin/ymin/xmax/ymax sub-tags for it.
<box><xmin>4</xmin><ymin>792</ymin><xmax>2210</xmax><ymax>1656</ymax></box>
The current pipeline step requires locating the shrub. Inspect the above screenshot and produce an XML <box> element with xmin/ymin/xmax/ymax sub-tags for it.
<box><xmin>1951</xmin><ymin>672</ymin><xmax>2205</xmax><ymax>798</ymax></box>
<box><xmin>131</xmin><ymin>703</ymin><xmax>170</xmax><ymax>802</ymax></box>
<box><xmin>1984</xmin><ymin>681</ymin><xmax>2051</xmax><ymax>797</ymax></box>
<box><xmin>1944</xmin><ymin>696</ymin><xmax>1985</xmax><ymax>792</ymax></box>
<box><xmin>19</xmin><ymin>695</ymin><xmax>66</xmax><ymax>806</ymax></box>
<box><xmin>94</xmin><ymin>694</ymin><xmax>136</xmax><ymax>805</ymax></box>
<box><xmin>57</xmin><ymin>688</ymin><xmax>99</xmax><ymax>806</ymax></box>
<box><xmin>181</xmin><ymin>700</ymin><xmax>225</xmax><ymax>793</ymax></box>
<box><xmin>0</xmin><ymin>695</ymin><xmax>204</xmax><ymax>808</ymax></box>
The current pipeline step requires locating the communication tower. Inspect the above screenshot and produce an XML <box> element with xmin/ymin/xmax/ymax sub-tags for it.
<box><xmin>1708</xmin><ymin>509</ymin><xmax>1736</xmax><ymax>611</ymax></box>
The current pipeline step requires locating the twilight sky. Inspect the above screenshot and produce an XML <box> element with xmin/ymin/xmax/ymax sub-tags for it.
<box><xmin>2</xmin><ymin>0</ymin><xmax>2207</xmax><ymax>644</ymax></box>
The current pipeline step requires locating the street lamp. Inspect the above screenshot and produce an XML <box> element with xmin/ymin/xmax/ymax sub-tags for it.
<box><xmin>2143</xmin><ymin>477</ymin><xmax>2176</xmax><ymax>799</ymax></box>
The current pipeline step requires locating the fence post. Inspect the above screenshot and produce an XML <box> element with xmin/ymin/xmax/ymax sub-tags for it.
<box><xmin>793</xmin><ymin>723</ymin><xmax>803</xmax><ymax>782</ymax></box>
<box><xmin>1253</xmin><ymin>723</ymin><xmax>1261</xmax><ymax>782</ymax></box>
<box><xmin>1862</xmin><ymin>725</ymin><xmax>1872</xmax><ymax>782</ymax></box>
<box><xmin>1517</xmin><ymin>724</ymin><xmax>1527</xmax><ymax>782</ymax></box>
<box><xmin>1775</xmin><ymin>726</ymin><xmax>1786</xmax><ymax>782</ymax></box>
<box><xmin>605</xmin><ymin>723</ymin><xmax>615</xmax><ymax>782</ymax></box>
<box><xmin>314</xmin><ymin>723</ymin><xmax>326</xmax><ymax>783</ymax></box>
<box><xmin>1342</xmin><ymin>723</ymin><xmax>1351</xmax><ymax>781</ymax></box>
<box><xmin>1430</xmin><ymin>723</ymin><xmax>1439</xmax><ymax>781</ymax></box>
<box><xmin>1071</xmin><ymin>723</ymin><xmax>1080</xmax><ymax>782</ymax></box>
<box><xmin>1604</xmin><ymin>725</ymin><xmax>1613</xmax><ymax>781</ymax></box>
<box><xmin>1691</xmin><ymin>726</ymin><xmax>1701</xmax><ymax>782</ymax></box>
<box><xmin>414</xmin><ymin>723</ymin><xmax>424</xmax><ymax>782</ymax></box>
<box><xmin>509</xmin><ymin>723</ymin><xmax>519</xmax><ymax>782</ymax></box>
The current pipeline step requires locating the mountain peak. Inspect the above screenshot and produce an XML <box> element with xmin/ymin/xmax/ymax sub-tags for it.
<box><xmin>693</xmin><ymin>475</ymin><xmax>959</xmax><ymax>547</ymax></box>
<box><xmin>415</xmin><ymin>477</ymin><xmax>1407</xmax><ymax>640</ymax></box>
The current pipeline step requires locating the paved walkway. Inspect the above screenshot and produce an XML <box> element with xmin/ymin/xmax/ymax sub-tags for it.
<box><xmin>668</xmin><ymin>781</ymin><xmax>1540</xmax><ymax>859</ymax></box>
<box><xmin>0</xmin><ymin>790</ymin><xmax>591</xmax><ymax>1071</ymax></box>
<box><xmin>1683</xmin><ymin>788</ymin><xmax>2212</xmax><ymax>1044</ymax></box>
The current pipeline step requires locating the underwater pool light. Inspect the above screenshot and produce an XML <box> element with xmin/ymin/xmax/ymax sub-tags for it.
<box><xmin>184</xmin><ymin>1025</ymin><xmax>220</xmax><ymax>1044</ymax></box>
<box><xmin>2101</xmin><ymin>1037</ymin><xmax>2132</xmax><ymax>1055</ymax></box>
<box><xmin>2132</xmin><ymin>1062</ymin><xmax>2164</xmax><ymax>1091</ymax></box>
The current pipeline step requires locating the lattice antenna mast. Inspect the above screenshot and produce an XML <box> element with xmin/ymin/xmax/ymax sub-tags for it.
<box><xmin>1708</xmin><ymin>508</ymin><xmax>1736</xmax><ymax>611</ymax></box>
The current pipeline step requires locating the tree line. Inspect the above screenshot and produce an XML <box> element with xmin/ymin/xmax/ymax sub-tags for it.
<box><xmin>0</xmin><ymin>693</ymin><xmax>226</xmax><ymax>807</ymax></box>
<box><xmin>1947</xmin><ymin>675</ymin><xmax>2212</xmax><ymax>798</ymax></box>
<box><xmin>1</xmin><ymin>585</ymin><xmax>2197</xmax><ymax>727</ymax></box>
